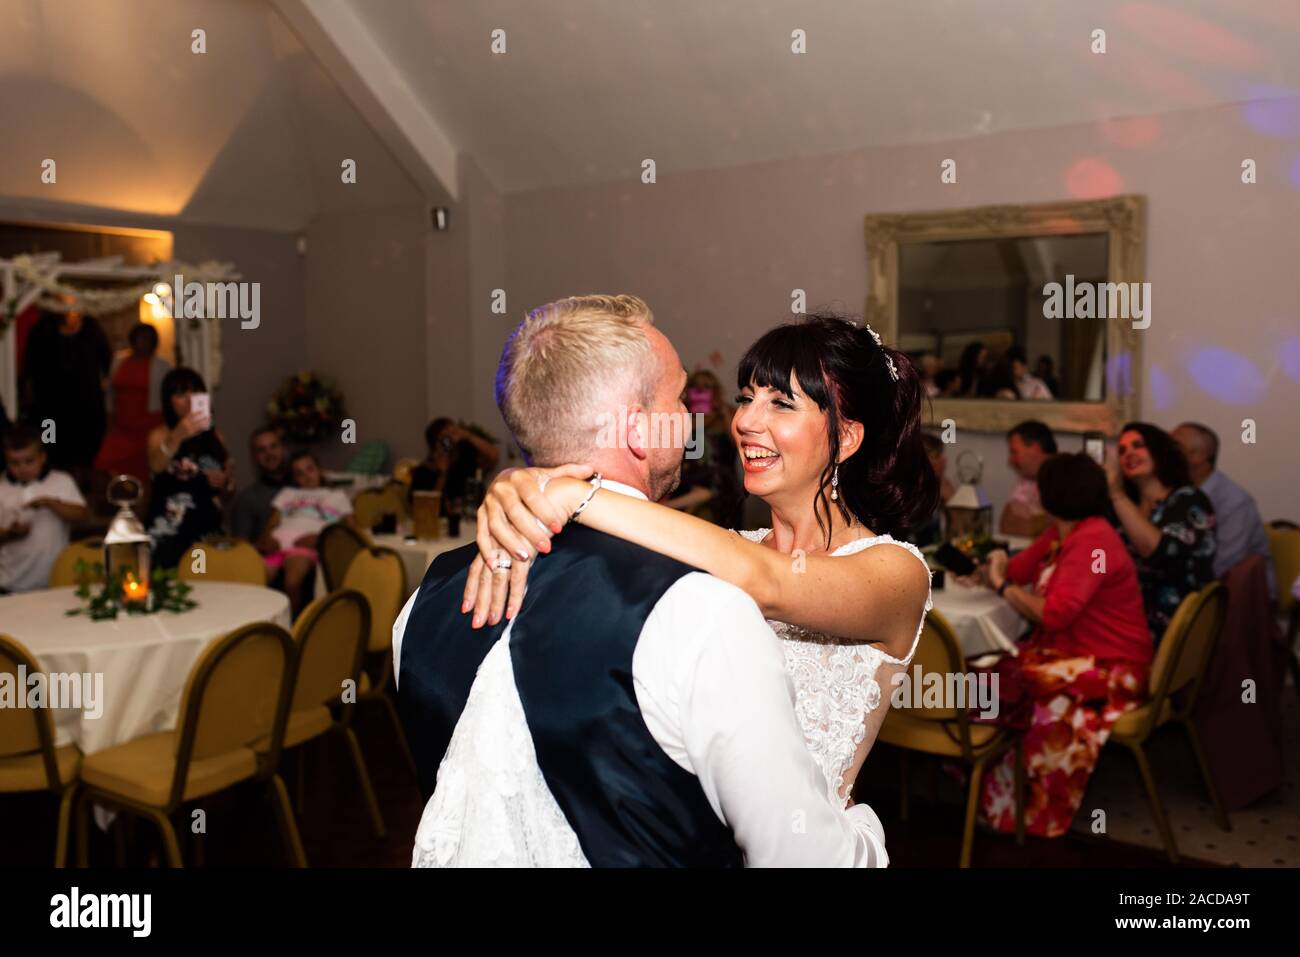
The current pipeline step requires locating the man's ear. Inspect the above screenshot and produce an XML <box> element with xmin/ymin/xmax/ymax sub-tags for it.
<box><xmin>838</xmin><ymin>419</ymin><xmax>865</xmax><ymax>463</ymax></box>
<box><xmin>626</xmin><ymin>405</ymin><xmax>648</xmax><ymax>462</ymax></box>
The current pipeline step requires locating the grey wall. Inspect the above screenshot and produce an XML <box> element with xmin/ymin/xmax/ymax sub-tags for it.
<box><xmin>498</xmin><ymin>100</ymin><xmax>1300</xmax><ymax>522</ymax></box>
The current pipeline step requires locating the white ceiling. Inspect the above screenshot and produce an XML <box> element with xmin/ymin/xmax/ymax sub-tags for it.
<box><xmin>0</xmin><ymin>0</ymin><xmax>422</xmax><ymax>230</ymax></box>
<box><xmin>347</xmin><ymin>0</ymin><xmax>1300</xmax><ymax>192</ymax></box>
<box><xmin>1</xmin><ymin>0</ymin><xmax>1297</xmax><ymax>228</ymax></box>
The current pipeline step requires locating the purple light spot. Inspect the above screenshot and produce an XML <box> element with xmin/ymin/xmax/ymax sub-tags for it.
<box><xmin>1280</xmin><ymin>337</ymin><xmax>1300</xmax><ymax>385</ymax></box>
<box><xmin>1106</xmin><ymin>351</ymin><xmax>1133</xmax><ymax>398</ymax></box>
<box><xmin>1241</xmin><ymin>86</ymin><xmax>1300</xmax><ymax>137</ymax></box>
<box><xmin>1148</xmin><ymin>364</ymin><xmax>1175</xmax><ymax>411</ymax></box>
<box><xmin>1187</xmin><ymin>348</ymin><xmax>1266</xmax><ymax>404</ymax></box>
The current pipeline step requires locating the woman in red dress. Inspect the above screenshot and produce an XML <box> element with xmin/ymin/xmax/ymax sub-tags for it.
<box><xmin>974</xmin><ymin>452</ymin><xmax>1153</xmax><ymax>837</ymax></box>
<box><xmin>94</xmin><ymin>323</ymin><xmax>170</xmax><ymax>481</ymax></box>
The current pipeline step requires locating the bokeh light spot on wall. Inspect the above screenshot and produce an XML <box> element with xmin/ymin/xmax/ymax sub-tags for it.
<box><xmin>1187</xmin><ymin>347</ymin><xmax>1266</xmax><ymax>405</ymax></box>
<box><xmin>1117</xmin><ymin>2</ymin><xmax>1262</xmax><ymax>68</ymax></box>
<box><xmin>1241</xmin><ymin>87</ymin><xmax>1300</xmax><ymax>138</ymax></box>
<box><xmin>1101</xmin><ymin>114</ymin><xmax>1162</xmax><ymax>149</ymax></box>
<box><xmin>1148</xmin><ymin>363</ymin><xmax>1175</xmax><ymax>411</ymax></box>
<box><xmin>1280</xmin><ymin>337</ymin><xmax>1300</xmax><ymax>386</ymax></box>
<box><xmin>1106</xmin><ymin>351</ymin><xmax>1133</xmax><ymax>399</ymax></box>
<box><xmin>1065</xmin><ymin>158</ymin><xmax>1124</xmax><ymax>199</ymax></box>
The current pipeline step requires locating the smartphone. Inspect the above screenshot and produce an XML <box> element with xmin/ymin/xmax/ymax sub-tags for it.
<box><xmin>933</xmin><ymin>542</ymin><xmax>978</xmax><ymax>577</ymax></box>
<box><xmin>1083</xmin><ymin>431</ymin><xmax>1105</xmax><ymax>465</ymax></box>
<box><xmin>190</xmin><ymin>392</ymin><xmax>211</xmax><ymax>424</ymax></box>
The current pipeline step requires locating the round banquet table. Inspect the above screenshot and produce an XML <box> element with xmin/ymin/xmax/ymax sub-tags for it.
<box><xmin>928</xmin><ymin>579</ymin><xmax>1029</xmax><ymax>658</ymax></box>
<box><xmin>1</xmin><ymin>582</ymin><xmax>291</xmax><ymax>755</ymax></box>
<box><xmin>316</xmin><ymin>528</ymin><xmax>478</xmax><ymax>598</ymax></box>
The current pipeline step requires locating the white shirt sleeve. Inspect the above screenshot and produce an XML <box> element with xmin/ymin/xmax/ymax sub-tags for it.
<box><xmin>45</xmin><ymin>471</ymin><xmax>86</xmax><ymax>507</ymax></box>
<box><xmin>391</xmin><ymin>590</ymin><xmax>419</xmax><ymax>691</ymax></box>
<box><xmin>634</xmin><ymin>573</ymin><xmax>888</xmax><ymax>867</ymax></box>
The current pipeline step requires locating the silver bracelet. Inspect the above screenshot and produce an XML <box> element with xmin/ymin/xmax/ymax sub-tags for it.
<box><xmin>570</xmin><ymin>472</ymin><xmax>602</xmax><ymax>523</ymax></box>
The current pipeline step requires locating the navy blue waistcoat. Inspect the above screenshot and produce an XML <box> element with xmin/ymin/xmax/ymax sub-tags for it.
<box><xmin>397</xmin><ymin>524</ymin><xmax>743</xmax><ymax>868</ymax></box>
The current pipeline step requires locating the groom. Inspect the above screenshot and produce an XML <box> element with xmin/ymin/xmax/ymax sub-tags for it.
<box><xmin>393</xmin><ymin>294</ymin><xmax>887</xmax><ymax>866</ymax></box>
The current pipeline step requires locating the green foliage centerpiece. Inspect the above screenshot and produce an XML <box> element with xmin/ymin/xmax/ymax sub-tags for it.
<box><xmin>65</xmin><ymin>561</ymin><xmax>197</xmax><ymax>620</ymax></box>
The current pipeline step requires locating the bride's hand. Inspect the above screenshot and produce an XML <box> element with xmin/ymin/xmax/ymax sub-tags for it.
<box><xmin>462</xmin><ymin>463</ymin><xmax>593</xmax><ymax>626</ymax></box>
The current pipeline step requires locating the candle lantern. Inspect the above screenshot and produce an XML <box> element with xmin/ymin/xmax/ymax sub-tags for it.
<box><xmin>103</xmin><ymin>476</ymin><xmax>152</xmax><ymax>606</ymax></box>
<box><xmin>945</xmin><ymin>451</ymin><xmax>993</xmax><ymax>551</ymax></box>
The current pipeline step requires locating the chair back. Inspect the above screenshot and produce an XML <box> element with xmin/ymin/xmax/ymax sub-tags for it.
<box><xmin>318</xmin><ymin>522</ymin><xmax>369</xmax><ymax>592</ymax></box>
<box><xmin>1267</xmin><ymin>522</ymin><xmax>1300</xmax><ymax>615</ymax></box>
<box><xmin>341</xmin><ymin>547</ymin><xmax>406</xmax><ymax>653</ymax></box>
<box><xmin>352</xmin><ymin>487</ymin><xmax>404</xmax><ymax>533</ymax></box>
<box><xmin>0</xmin><ymin>635</ymin><xmax>67</xmax><ymax>790</ymax></box>
<box><xmin>170</xmin><ymin>622</ymin><xmax>295</xmax><ymax>803</ymax></box>
<box><xmin>47</xmin><ymin>539</ymin><xmax>105</xmax><ymax>588</ymax></box>
<box><xmin>1140</xmin><ymin>582</ymin><xmax>1226</xmax><ymax>733</ymax></box>
<box><xmin>178</xmin><ymin>537</ymin><xmax>265</xmax><ymax>585</ymax></box>
<box><xmin>290</xmin><ymin>590</ymin><xmax>369</xmax><ymax>713</ymax></box>
<box><xmin>893</xmin><ymin>612</ymin><xmax>965</xmax><ymax>722</ymax></box>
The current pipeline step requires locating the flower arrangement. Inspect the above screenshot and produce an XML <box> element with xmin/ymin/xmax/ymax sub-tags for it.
<box><xmin>65</xmin><ymin>562</ymin><xmax>198</xmax><ymax>620</ymax></box>
<box><xmin>267</xmin><ymin>371</ymin><xmax>346</xmax><ymax>443</ymax></box>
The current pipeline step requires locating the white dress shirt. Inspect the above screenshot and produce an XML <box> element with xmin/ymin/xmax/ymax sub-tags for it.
<box><xmin>393</xmin><ymin>479</ymin><xmax>888</xmax><ymax>867</ymax></box>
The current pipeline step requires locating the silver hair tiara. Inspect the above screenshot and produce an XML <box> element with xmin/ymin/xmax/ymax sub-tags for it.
<box><xmin>863</xmin><ymin>322</ymin><xmax>899</xmax><ymax>382</ymax></box>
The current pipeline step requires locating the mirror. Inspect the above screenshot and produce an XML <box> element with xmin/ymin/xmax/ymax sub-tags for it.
<box><xmin>865</xmin><ymin>195</ymin><xmax>1146</xmax><ymax>435</ymax></box>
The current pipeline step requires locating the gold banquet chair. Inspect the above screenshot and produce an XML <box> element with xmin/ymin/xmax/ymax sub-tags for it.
<box><xmin>177</xmin><ymin>537</ymin><xmax>266</xmax><ymax>586</ymax></box>
<box><xmin>1266</xmin><ymin>521</ymin><xmax>1300</xmax><ymax>695</ymax></box>
<box><xmin>256</xmin><ymin>589</ymin><xmax>386</xmax><ymax>838</ymax></box>
<box><xmin>318</xmin><ymin>522</ymin><xmax>370</xmax><ymax>592</ymax></box>
<box><xmin>352</xmin><ymin>486</ymin><xmax>404</xmax><ymax>533</ymax></box>
<box><xmin>48</xmin><ymin>538</ymin><xmax>106</xmax><ymax>588</ymax></box>
<box><xmin>877</xmin><ymin>610</ymin><xmax>1023</xmax><ymax>867</ymax></box>
<box><xmin>1105</xmin><ymin>581</ymin><xmax>1229</xmax><ymax>864</ymax></box>
<box><xmin>342</xmin><ymin>547</ymin><xmax>417</xmax><ymax>778</ymax></box>
<box><xmin>0</xmin><ymin>635</ymin><xmax>82</xmax><ymax>866</ymax></box>
<box><xmin>75</xmin><ymin>622</ymin><xmax>303</xmax><ymax>868</ymax></box>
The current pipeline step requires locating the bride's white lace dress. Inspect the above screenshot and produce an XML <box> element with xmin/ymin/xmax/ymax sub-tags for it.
<box><xmin>411</xmin><ymin>529</ymin><xmax>931</xmax><ymax>866</ymax></box>
<box><xmin>737</xmin><ymin>530</ymin><xmax>932</xmax><ymax>807</ymax></box>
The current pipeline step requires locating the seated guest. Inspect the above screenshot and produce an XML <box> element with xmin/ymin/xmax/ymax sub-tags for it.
<box><xmin>1106</xmin><ymin>421</ymin><xmax>1216</xmax><ymax>642</ymax></box>
<box><xmin>0</xmin><ymin>425</ymin><xmax>90</xmax><ymax>593</ymax></box>
<box><xmin>94</xmin><ymin>322</ymin><xmax>170</xmax><ymax>481</ymax></box>
<box><xmin>958</xmin><ymin>341</ymin><xmax>988</xmax><ymax>397</ymax></box>
<box><xmin>975</xmin><ymin>453</ymin><xmax>1152</xmax><ymax>837</ymax></box>
<box><xmin>909</xmin><ymin>433</ymin><xmax>956</xmax><ymax>547</ymax></box>
<box><xmin>146</xmin><ymin>367</ymin><xmax>232</xmax><ymax>569</ymax></box>
<box><xmin>1034</xmin><ymin>355</ymin><xmax>1061</xmax><ymax>398</ymax></box>
<box><xmin>934</xmin><ymin>368</ymin><xmax>962</xmax><ymax>397</ymax></box>
<box><xmin>999</xmin><ymin>420</ymin><xmax>1057</xmax><ymax>537</ymax></box>
<box><xmin>410</xmin><ymin>417</ymin><xmax>500</xmax><ymax>512</ymax></box>
<box><xmin>662</xmin><ymin>369</ymin><xmax>743</xmax><ymax>527</ymax></box>
<box><xmin>1171</xmin><ymin>421</ymin><xmax>1274</xmax><ymax>598</ymax></box>
<box><xmin>258</xmin><ymin>451</ymin><xmax>354</xmax><ymax>616</ymax></box>
<box><xmin>914</xmin><ymin>351</ymin><xmax>940</xmax><ymax>397</ymax></box>
<box><xmin>231</xmin><ymin>426</ymin><xmax>289</xmax><ymax>547</ymax></box>
<box><xmin>1007</xmin><ymin>346</ymin><xmax>1053</xmax><ymax>400</ymax></box>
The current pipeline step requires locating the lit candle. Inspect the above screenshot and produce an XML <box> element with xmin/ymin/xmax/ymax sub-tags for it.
<box><xmin>123</xmin><ymin>572</ymin><xmax>149</xmax><ymax>604</ymax></box>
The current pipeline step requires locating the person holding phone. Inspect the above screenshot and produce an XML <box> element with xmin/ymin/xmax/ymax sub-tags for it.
<box><xmin>972</xmin><ymin>453</ymin><xmax>1151</xmax><ymax>838</ymax></box>
<box><xmin>410</xmin><ymin>417</ymin><xmax>500</xmax><ymax>513</ymax></box>
<box><xmin>145</xmin><ymin>367</ymin><xmax>232</xmax><ymax>568</ymax></box>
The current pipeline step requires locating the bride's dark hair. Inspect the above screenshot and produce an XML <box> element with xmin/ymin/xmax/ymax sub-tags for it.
<box><xmin>736</xmin><ymin>312</ymin><xmax>939</xmax><ymax>547</ymax></box>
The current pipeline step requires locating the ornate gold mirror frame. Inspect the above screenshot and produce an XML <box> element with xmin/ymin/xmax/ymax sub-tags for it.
<box><xmin>864</xmin><ymin>194</ymin><xmax>1147</xmax><ymax>435</ymax></box>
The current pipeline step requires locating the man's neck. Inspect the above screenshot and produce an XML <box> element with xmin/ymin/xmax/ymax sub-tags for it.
<box><xmin>585</xmin><ymin>456</ymin><xmax>652</xmax><ymax>500</ymax></box>
<box><xmin>1191</xmin><ymin>466</ymin><xmax>1212</xmax><ymax>486</ymax></box>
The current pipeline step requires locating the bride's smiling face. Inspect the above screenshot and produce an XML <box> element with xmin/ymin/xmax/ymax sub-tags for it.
<box><xmin>732</xmin><ymin>375</ymin><xmax>832</xmax><ymax>500</ymax></box>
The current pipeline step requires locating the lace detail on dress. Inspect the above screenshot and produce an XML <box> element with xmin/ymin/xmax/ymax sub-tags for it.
<box><xmin>736</xmin><ymin>528</ymin><xmax>933</xmax><ymax>806</ymax></box>
<box><xmin>412</xmin><ymin>639</ymin><xmax>589</xmax><ymax>868</ymax></box>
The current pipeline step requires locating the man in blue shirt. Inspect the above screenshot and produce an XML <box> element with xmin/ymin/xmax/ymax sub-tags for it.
<box><xmin>1173</xmin><ymin>422</ymin><xmax>1275</xmax><ymax>599</ymax></box>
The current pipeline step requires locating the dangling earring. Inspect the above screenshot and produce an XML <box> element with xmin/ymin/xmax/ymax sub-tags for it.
<box><xmin>830</xmin><ymin>464</ymin><xmax>839</xmax><ymax>501</ymax></box>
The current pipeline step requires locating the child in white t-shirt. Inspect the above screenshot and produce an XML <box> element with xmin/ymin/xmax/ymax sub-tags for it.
<box><xmin>0</xmin><ymin>426</ymin><xmax>90</xmax><ymax>592</ymax></box>
<box><xmin>258</xmin><ymin>450</ymin><xmax>353</xmax><ymax>615</ymax></box>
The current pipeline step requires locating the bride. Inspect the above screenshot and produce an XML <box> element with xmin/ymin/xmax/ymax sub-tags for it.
<box><xmin>462</xmin><ymin>312</ymin><xmax>940</xmax><ymax>805</ymax></box>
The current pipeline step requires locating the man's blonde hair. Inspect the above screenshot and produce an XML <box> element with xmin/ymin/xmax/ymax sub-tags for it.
<box><xmin>496</xmin><ymin>294</ymin><xmax>657</xmax><ymax>465</ymax></box>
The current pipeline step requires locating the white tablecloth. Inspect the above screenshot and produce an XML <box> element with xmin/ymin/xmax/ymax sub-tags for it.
<box><xmin>371</xmin><ymin>531</ymin><xmax>476</xmax><ymax>595</ymax></box>
<box><xmin>1</xmin><ymin>582</ymin><xmax>291</xmax><ymax>754</ymax></box>
<box><xmin>929</xmin><ymin>580</ymin><xmax>1028</xmax><ymax>658</ymax></box>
